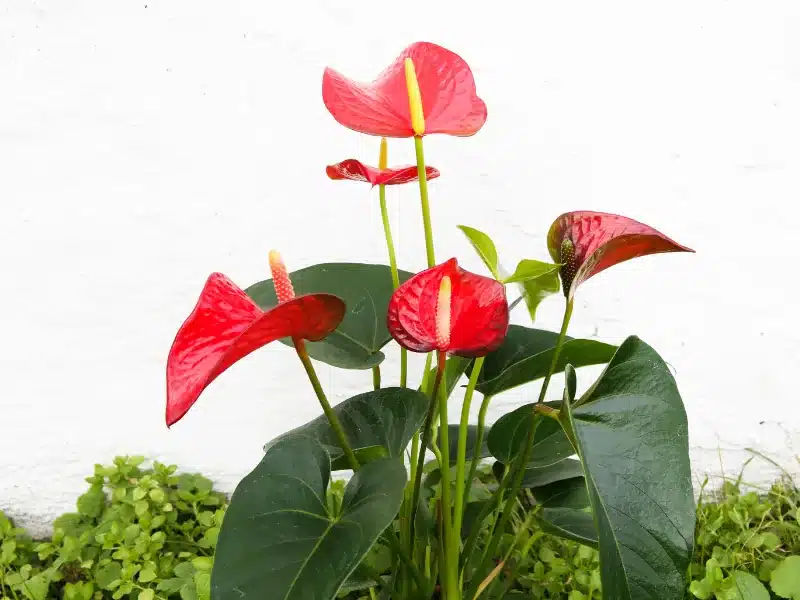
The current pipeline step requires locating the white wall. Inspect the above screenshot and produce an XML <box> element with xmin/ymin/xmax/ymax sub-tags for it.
<box><xmin>2</xmin><ymin>0</ymin><xmax>799</xmax><ymax>537</ymax></box>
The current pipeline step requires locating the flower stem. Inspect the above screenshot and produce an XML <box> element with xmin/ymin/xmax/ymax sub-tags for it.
<box><xmin>294</xmin><ymin>339</ymin><xmax>360</xmax><ymax>471</ymax></box>
<box><xmin>372</xmin><ymin>365</ymin><xmax>381</xmax><ymax>390</ymax></box>
<box><xmin>467</xmin><ymin>298</ymin><xmax>574</xmax><ymax>597</ymax></box>
<box><xmin>451</xmin><ymin>357</ymin><xmax>485</xmax><ymax>580</ymax></box>
<box><xmin>536</xmin><ymin>297</ymin><xmax>574</xmax><ymax>403</ymax></box>
<box><xmin>408</xmin><ymin>351</ymin><xmax>446</xmax><ymax>553</ymax></box>
<box><xmin>462</xmin><ymin>391</ymin><xmax>492</xmax><ymax>544</ymax></box>
<box><xmin>413</xmin><ymin>136</ymin><xmax>435</xmax><ymax>268</ymax></box>
<box><xmin>377</xmin><ymin>182</ymin><xmax>408</xmax><ymax>387</ymax></box>
<box><xmin>437</xmin><ymin>352</ymin><xmax>458</xmax><ymax>600</ymax></box>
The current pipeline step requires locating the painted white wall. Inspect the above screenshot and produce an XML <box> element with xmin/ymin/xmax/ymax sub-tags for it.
<box><xmin>2</xmin><ymin>0</ymin><xmax>799</xmax><ymax>537</ymax></box>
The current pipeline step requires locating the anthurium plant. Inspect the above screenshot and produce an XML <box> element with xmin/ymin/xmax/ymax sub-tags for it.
<box><xmin>166</xmin><ymin>42</ymin><xmax>696</xmax><ymax>600</ymax></box>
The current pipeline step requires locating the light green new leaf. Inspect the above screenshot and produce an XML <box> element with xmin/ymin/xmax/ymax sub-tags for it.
<box><xmin>503</xmin><ymin>259</ymin><xmax>560</xmax><ymax>284</ymax></box>
<box><xmin>211</xmin><ymin>437</ymin><xmax>406</xmax><ymax>600</ymax></box>
<box><xmin>727</xmin><ymin>571</ymin><xmax>770</xmax><ymax>600</ymax></box>
<box><xmin>247</xmin><ymin>263</ymin><xmax>413</xmax><ymax>370</ymax></box>
<box><xmin>770</xmin><ymin>556</ymin><xmax>800</xmax><ymax>599</ymax></box>
<box><xmin>559</xmin><ymin>337</ymin><xmax>696</xmax><ymax>600</ymax></box>
<box><xmin>458</xmin><ymin>225</ymin><xmax>500</xmax><ymax>278</ymax></box>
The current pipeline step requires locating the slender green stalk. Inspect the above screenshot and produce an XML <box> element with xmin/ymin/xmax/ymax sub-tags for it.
<box><xmin>467</xmin><ymin>298</ymin><xmax>574</xmax><ymax>597</ymax></box>
<box><xmin>536</xmin><ymin>298</ymin><xmax>574</xmax><ymax>403</ymax></box>
<box><xmin>382</xmin><ymin>531</ymin><xmax>429</xmax><ymax>596</ymax></box>
<box><xmin>451</xmin><ymin>357</ymin><xmax>485</xmax><ymax>585</ymax></box>
<box><xmin>413</xmin><ymin>136</ymin><xmax>435</xmax><ymax>268</ymax></box>
<box><xmin>437</xmin><ymin>353</ymin><xmax>458</xmax><ymax>600</ymax></box>
<box><xmin>372</xmin><ymin>365</ymin><xmax>381</xmax><ymax>390</ymax></box>
<box><xmin>460</xmin><ymin>472</ymin><xmax>508</xmax><ymax>574</ymax></box>
<box><xmin>379</xmin><ymin>184</ymin><xmax>400</xmax><ymax>289</ymax></box>
<box><xmin>462</xmin><ymin>392</ymin><xmax>493</xmax><ymax>536</ymax></box>
<box><xmin>295</xmin><ymin>340</ymin><xmax>360</xmax><ymax>471</ymax></box>
<box><xmin>408</xmin><ymin>351</ymin><xmax>446</xmax><ymax>555</ymax></box>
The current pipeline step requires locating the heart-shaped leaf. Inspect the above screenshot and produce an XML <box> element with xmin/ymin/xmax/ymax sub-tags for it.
<box><xmin>475</xmin><ymin>325</ymin><xmax>617</xmax><ymax>396</ymax></box>
<box><xmin>247</xmin><ymin>263</ymin><xmax>413</xmax><ymax>369</ymax></box>
<box><xmin>458</xmin><ymin>225</ymin><xmax>500</xmax><ymax>279</ymax></box>
<box><xmin>559</xmin><ymin>336</ymin><xmax>695</xmax><ymax>600</ymax></box>
<box><xmin>538</xmin><ymin>508</ymin><xmax>598</xmax><ymax>548</ymax></box>
<box><xmin>487</xmin><ymin>403</ymin><xmax>574</xmax><ymax>468</ymax></box>
<box><xmin>270</xmin><ymin>387</ymin><xmax>428</xmax><ymax>470</ymax></box>
<box><xmin>211</xmin><ymin>437</ymin><xmax>406</xmax><ymax>600</ymax></box>
<box><xmin>429</xmin><ymin>425</ymin><xmax>491</xmax><ymax>465</ymax></box>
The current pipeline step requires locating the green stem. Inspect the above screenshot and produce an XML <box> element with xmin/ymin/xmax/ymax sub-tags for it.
<box><xmin>372</xmin><ymin>365</ymin><xmax>381</xmax><ymax>390</ymax></box>
<box><xmin>378</xmin><ymin>182</ymin><xmax>408</xmax><ymax>388</ymax></box>
<box><xmin>462</xmin><ymin>391</ymin><xmax>493</xmax><ymax>538</ymax></box>
<box><xmin>408</xmin><ymin>351</ymin><xmax>446</xmax><ymax>555</ymax></box>
<box><xmin>460</xmin><ymin>470</ymin><xmax>508</xmax><ymax>574</ymax></box>
<box><xmin>452</xmin><ymin>357</ymin><xmax>485</xmax><ymax>581</ymax></box>
<box><xmin>382</xmin><ymin>531</ymin><xmax>429</xmax><ymax>596</ymax></box>
<box><xmin>536</xmin><ymin>298</ymin><xmax>574</xmax><ymax>403</ymax></box>
<box><xmin>467</xmin><ymin>298</ymin><xmax>574</xmax><ymax>597</ymax></box>
<box><xmin>437</xmin><ymin>353</ymin><xmax>458</xmax><ymax>600</ymax></box>
<box><xmin>295</xmin><ymin>340</ymin><xmax>360</xmax><ymax>471</ymax></box>
<box><xmin>413</xmin><ymin>136</ymin><xmax>435</xmax><ymax>268</ymax></box>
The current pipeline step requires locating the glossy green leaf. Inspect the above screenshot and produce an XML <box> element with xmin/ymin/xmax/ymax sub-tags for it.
<box><xmin>475</xmin><ymin>325</ymin><xmax>617</xmax><ymax>396</ymax></box>
<box><xmin>538</xmin><ymin>508</ymin><xmax>598</xmax><ymax>548</ymax></box>
<box><xmin>518</xmin><ymin>273</ymin><xmax>561</xmax><ymax>322</ymax></box>
<box><xmin>458</xmin><ymin>225</ymin><xmax>500</xmax><ymax>278</ymax></box>
<box><xmin>247</xmin><ymin>263</ymin><xmax>413</xmax><ymax>369</ymax></box>
<box><xmin>487</xmin><ymin>403</ymin><xmax>574</xmax><ymax>468</ymax></box>
<box><xmin>503</xmin><ymin>259</ymin><xmax>560</xmax><ymax>284</ymax></box>
<box><xmin>532</xmin><ymin>475</ymin><xmax>590</xmax><ymax>510</ymax></box>
<box><xmin>429</xmin><ymin>425</ymin><xmax>491</xmax><ymax>465</ymax></box>
<box><xmin>559</xmin><ymin>336</ymin><xmax>695</xmax><ymax>600</ymax></box>
<box><xmin>521</xmin><ymin>458</ymin><xmax>583</xmax><ymax>489</ymax></box>
<box><xmin>269</xmin><ymin>387</ymin><xmax>428</xmax><ymax>471</ymax></box>
<box><xmin>211</xmin><ymin>437</ymin><xmax>406</xmax><ymax>600</ymax></box>
<box><xmin>770</xmin><ymin>556</ymin><xmax>800</xmax><ymax>599</ymax></box>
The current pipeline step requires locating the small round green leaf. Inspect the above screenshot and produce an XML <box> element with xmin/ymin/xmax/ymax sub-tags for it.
<box><xmin>770</xmin><ymin>556</ymin><xmax>800</xmax><ymax>599</ymax></box>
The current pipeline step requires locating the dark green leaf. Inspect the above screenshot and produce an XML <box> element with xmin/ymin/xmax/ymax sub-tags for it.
<box><xmin>538</xmin><ymin>508</ymin><xmax>598</xmax><ymax>548</ymax></box>
<box><xmin>532</xmin><ymin>476</ymin><xmax>590</xmax><ymax>510</ymax></box>
<box><xmin>560</xmin><ymin>336</ymin><xmax>695</xmax><ymax>600</ymax></box>
<box><xmin>211</xmin><ymin>437</ymin><xmax>406</xmax><ymax>600</ymax></box>
<box><xmin>246</xmin><ymin>263</ymin><xmax>413</xmax><ymax>369</ymax></box>
<box><xmin>521</xmin><ymin>458</ymin><xmax>583</xmax><ymax>489</ymax></box>
<box><xmin>269</xmin><ymin>387</ymin><xmax>428</xmax><ymax>470</ymax></box>
<box><xmin>487</xmin><ymin>404</ymin><xmax>574</xmax><ymax>468</ymax></box>
<box><xmin>458</xmin><ymin>225</ymin><xmax>500</xmax><ymax>278</ymax></box>
<box><xmin>428</xmin><ymin>425</ymin><xmax>490</xmax><ymax>465</ymax></box>
<box><xmin>475</xmin><ymin>325</ymin><xmax>617</xmax><ymax>396</ymax></box>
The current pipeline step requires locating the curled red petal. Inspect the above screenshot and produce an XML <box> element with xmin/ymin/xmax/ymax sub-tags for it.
<box><xmin>166</xmin><ymin>273</ymin><xmax>345</xmax><ymax>427</ymax></box>
<box><xmin>322</xmin><ymin>41</ymin><xmax>487</xmax><ymax>138</ymax></box>
<box><xmin>547</xmin><ymin>211</ymin><xmax>695</xmax><ymax>296</ymax></box>
<box><xmin>387</xmin><ymin>258</ymin><xmax>509</xmax><ymax>357</ymax></box>
<box><xmin>326</xmin><ymin>159</ymin><xmax>440</xmax><ymax>187</ymax></box>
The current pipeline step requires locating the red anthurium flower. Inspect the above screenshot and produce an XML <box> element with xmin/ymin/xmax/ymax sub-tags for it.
<box><xmin>165</xmin><ymin>252</ymin><xmax>345</xmax><ymax>427</ymax></box>
<box><xmin>322</xmin><ymin>41</ymin><xmax>487</xmax><ymax>138</ymax></box>
<box><xmin>326</xmin><ymin>159</ymin><xmax>440</xmax><ymax>187</ymax></box>
<box><xmin>547</xmin><ymin>211</ymin><xmax>695</xmax><ymax>298</ymax></box>
<box><xmin>387</xmin><ymin>258</ymin><xmax>509</xmax><ymax>358</ymax></box>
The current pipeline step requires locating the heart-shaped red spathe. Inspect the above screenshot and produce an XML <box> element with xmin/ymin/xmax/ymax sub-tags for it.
<box><xmin>326</xmin><ymin>159</ymin><xmax>441</xmax><ymax>187</ymax></box>
<box><xmin>166</xmin><ymin>273</ymin><xmax>345</xmax><ymax>427</ymax></box>
<box><xmin>387</xmin><ymin>258</ymin><xmax>509</xmax><ymax>358</ymax></box>
<box><xmin>547</xmin><ymin>211</ymin><xmax>695</xmax><ymax>297</ymax></box>
<box><xmin>322</xmin><ymin>41</ymin><xmax>487</xmax><ymax>138</ymax></box>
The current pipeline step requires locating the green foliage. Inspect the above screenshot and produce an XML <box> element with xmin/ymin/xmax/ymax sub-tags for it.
<box><xmin>3</xmin><ymin>457</ymin><xmax>798</xmax><ymax>599</ymax></box>
<box><xmin>688</xmin><ymin>474</ymin><xmax>800</xmax><ymax>599</ymax></box>
<box><xmin>1</xmin><ymin>456</ymin><xmax>227</xmax><ymax>600</ymax></box>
